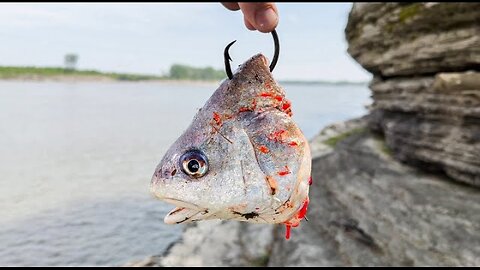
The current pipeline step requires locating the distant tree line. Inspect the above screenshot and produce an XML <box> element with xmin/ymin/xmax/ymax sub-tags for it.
<box><xmin>2</xmin><ymin>53</ymin><xmax>229</xmax><ymax>81</ymax></box>
<box><xmin>168</xmin><ymin>64</ymin><xmax>225</xmax><ymax>81</ymax></box>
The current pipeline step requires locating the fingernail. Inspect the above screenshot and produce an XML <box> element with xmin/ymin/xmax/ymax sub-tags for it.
<box><xmin>255</xmin><ymin>8</ymin><xmax>277</xmax><ymax>32</ymax></box>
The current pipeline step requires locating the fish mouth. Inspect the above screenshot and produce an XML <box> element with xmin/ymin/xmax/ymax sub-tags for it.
<box><xmin>162</xmin><ymin>198</ymin><xmax>210</xmax><ymax>224</ymax></box>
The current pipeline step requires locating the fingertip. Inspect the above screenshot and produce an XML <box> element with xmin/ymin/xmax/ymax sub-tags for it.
<box><xmin>255</xmin><ymin>7</ymin><xmax>279</xmax><ymax>33</ymax></box>
<box><xmin>244</xmin><ymin>17</ymin><xmax>256</xmax><ymax>31</ymax></box>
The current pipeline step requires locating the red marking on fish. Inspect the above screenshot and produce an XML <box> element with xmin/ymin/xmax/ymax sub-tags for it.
<box><xmin>278</xmin><ymin>166</ymin><xmax>291</xmax><ymax>176</ymax></box>
<box><xmin>239</xmin><ymin>98</ymin><xmax>259</xmax><ymax>113</ymax></box>
<box><xmin>281</xmin><ymin>196</ymin><xmax>309</xmax><ymax>240</ymax></box>
<box><xmin>283</xmin><ymin>218</ymin><xmax>301</xmax><ymax>240</ymax></box>
<box><xmin>285</xmin><ymin>224</ymin><xmax>291</xmax><ymax>240</ymax></box>
<box><xmin>259</xmin><ymin>92</ymin><xmax>274</xmax><ymax>98</ymax></box>
<box><xmin>251</xmin><ymin>99</ymin><xmax>257</xmax><ymax>111</ymax></box>
<box><xmin>278</xmin><ymin>99</ymin><xmax>293</xmax><ymax>117</ymax></box>
<box><xmin>288</xmin><ymin>141</ymin><xmax>298</xmax><ymax>147</ymax></box>
<box><xmin>268</xmin><ymin>129</ymin><xmax>287</xmax><ymax>143</ymax></box>
<box><xmin>258</xmin><ymin>145</ymin><xmax>270</xmax><ymax>154</ymax></box>
<box><xmin>308</xmin><ymin>176</ymin><xmax>313</xmax><ymax>186</ymax></box>
<box><xmin>297</xmin><ymin>197</ymin><xmax>309</xmax><ymax>219</ymax></box>
<box><xmin>275</xmin><ymin>95</ymin><xmax>283</xmax><ymax>102</ymax></box>
<box><xmin>213</xmin><ymin>112</ymin><xmax>222</xmax><ymax>126</ymax></box>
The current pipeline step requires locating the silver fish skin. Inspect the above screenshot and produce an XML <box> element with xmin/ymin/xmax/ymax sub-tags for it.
<box><xmin>150</xmin><ymin>54</ymin><xmax>311</xmax><ymax>227</ymax></box>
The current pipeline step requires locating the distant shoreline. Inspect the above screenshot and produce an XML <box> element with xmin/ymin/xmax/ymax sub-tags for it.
<box><xmin>0</xmin><ymin>66</ymin><xmax>368</xmax><ymax>86</ymax></box>
<box><xmin>0</xmin><ymin>75</ymin><xmax>368</xmax><ymax>86</ymax></box>
<box><xmin>0</xmin><ymin>75</ymin><xmax>222</xmax><ymax>86</ymax></box>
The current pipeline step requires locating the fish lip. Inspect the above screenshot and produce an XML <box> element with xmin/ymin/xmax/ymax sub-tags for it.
<box><xmin>160</xmin><ymin>197</ymin><xmax>210</xmax><ymax>224</ymax></box>
<box><xmin>161</xmin><ymin>197</ymin><xmax>204</xmax><ymax>211</ymax></box>
<box><xmin>164</xmin><ymin>207</ymin><xmax>202</xmax><ymax>224</ymax></box>
<box><xmin>150</xmin><ymin>184</ymin><xmax>210</xmax><ymax>224</ymax></box>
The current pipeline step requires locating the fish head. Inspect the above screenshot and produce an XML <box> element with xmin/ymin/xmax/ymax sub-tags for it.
<box><xmin>150</xmin><ymin>54</ymin><xmax>311</xmax><ymax>226</ymax></box>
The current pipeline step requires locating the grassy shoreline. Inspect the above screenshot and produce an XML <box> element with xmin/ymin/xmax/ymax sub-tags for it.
<box><xmin>0</xmin><ymin>66</ymin><xmax>368</xmax><ymax>85</ymax></box>
<box><xmin>0</xmin><ymin>66</ymin><xmax>166</xmax><ymax>81</ymax></box>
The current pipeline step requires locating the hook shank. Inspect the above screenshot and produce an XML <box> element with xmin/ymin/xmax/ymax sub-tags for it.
<box><xmin>269</xmin><ymin>29</ymin><xmax>279</xmax><ymax>72</ymax></box>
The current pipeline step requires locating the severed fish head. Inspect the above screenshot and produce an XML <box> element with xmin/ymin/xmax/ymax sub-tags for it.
<box><xmin>150</xmin><ymin>54</ymin><xmax>311</xmax><ymax>237</ymax></box>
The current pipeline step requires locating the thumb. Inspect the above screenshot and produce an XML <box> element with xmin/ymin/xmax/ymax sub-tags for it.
<box><xmin>238</xmin><ymin>3</ymin><xmax>279</xmax><ymax>33</ymax></box>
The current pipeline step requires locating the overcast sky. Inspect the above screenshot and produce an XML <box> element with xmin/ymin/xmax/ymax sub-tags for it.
<box><xmin>0</xmin><ymin>3</ymin><xmax>371</xmax><ymax>82</ymax></box>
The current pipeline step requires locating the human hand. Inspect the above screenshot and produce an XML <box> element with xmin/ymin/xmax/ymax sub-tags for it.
<box><xmin>222</xmin><ymin>2</ymin><xmax>279</xmax><ymax>33</ymax></box>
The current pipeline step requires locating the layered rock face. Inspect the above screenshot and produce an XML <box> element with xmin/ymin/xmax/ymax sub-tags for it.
<box><xmin>346</xmin><ymin>3</ymin><xmax>480</xmax><ymax>186</ymax></box>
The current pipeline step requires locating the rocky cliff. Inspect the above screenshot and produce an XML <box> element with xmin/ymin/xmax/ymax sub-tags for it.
<box><xmin>346</xmin><ymin>3</ymin><xmax>480</xmax><ymax>186</ymax></box>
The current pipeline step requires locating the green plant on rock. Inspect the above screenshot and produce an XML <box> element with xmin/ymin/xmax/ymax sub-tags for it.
<box><xmin>323</xmin><ymin>127</ymin><xmax>367</xmax><ymax>147</ymax></box>
<box><xmin>398</xmin><ymin>3</ymin><xmax>422</xmax><ymax>23</ymax></box>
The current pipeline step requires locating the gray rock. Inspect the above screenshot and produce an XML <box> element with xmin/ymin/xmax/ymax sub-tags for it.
<box><xmin>346</xmin><ymin>3</ymin><xmax>480</xmax><ymax>77</ymax></box>
<box><xmin>368</xmin><ymin>71</ymin><xmax>480</xmax><ymax>186</ymax></box>
<box><xmin>346</xmin><ymin>3</ymin><xmax>480</xmax><ymax>186</ymax></box>
<box><xmin>157</xmin><ymin>220</ymin><xmax>274</xmax><ymax>267</ymax></box>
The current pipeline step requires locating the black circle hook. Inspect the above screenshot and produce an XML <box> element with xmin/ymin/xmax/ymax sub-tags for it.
<box><xmin>269</xmin><ymin>30</ymin><xmax>279</xmax><ymax>72</ymax></box>
<box><xmin>224</xmin><ymin>29</ymin><xmax>280</xmax><ymax>80</ymax></box>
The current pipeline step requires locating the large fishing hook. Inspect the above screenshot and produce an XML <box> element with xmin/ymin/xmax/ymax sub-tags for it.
<box><xmin>224</xmin><ymin>29</ymin><xmax>280</xmax><ymax>80</ymax></box>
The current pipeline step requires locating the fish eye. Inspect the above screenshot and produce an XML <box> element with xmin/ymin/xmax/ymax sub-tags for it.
<box><xmin>179</xmin><ymin>150</ymin><xmax>208</xmax><ymax>178</ymax></box>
